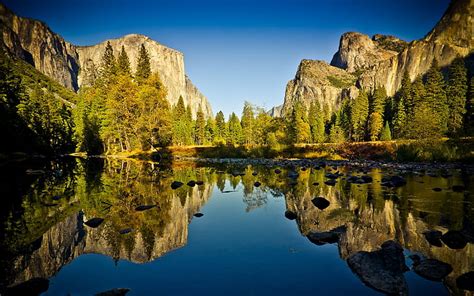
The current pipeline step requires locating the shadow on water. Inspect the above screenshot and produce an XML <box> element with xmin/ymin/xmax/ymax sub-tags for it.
<box><xmin>0</xmin><ymin>158</ymin><xmax>473</xmax><ymax>295</ymax></box>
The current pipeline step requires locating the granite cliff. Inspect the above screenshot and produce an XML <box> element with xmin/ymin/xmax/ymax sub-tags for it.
<box><xmin>280</xmin><ymin>0</ymin><xmax>473</xmax><ymax>116</ymax></box>
<box><xmin>0</xmin><ymin>3</ymin><xmax>211</xmax><ymax>117</ymax></box>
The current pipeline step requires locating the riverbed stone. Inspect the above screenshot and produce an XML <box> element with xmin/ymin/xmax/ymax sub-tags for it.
<box><xmin>413</xmin><ymin>259</ymin><xmax>453</xmax><ymax>281</ymax></box>
<box><xmin>441</xmin><ymin>230</ymin><xmax>467</xmax><ymax>249</ymax></box>
<box><xmin>347</xmin><ymin>240</ymin><xmax>408</xmax><ymax>295</ymax></box>
<box><xmin>171</xmin><ymin>181</ymin><xmax>184</xmax><ymax>189</ymax></box>
<box><xmin>423</xmin><ymin>230</ymin><xmax>443</xmax><ymax>247</ymax></box>
<box><xmin>311</xmin><ymin>197</ymin><xmax>330</xmax><ymax>210</ymax></box>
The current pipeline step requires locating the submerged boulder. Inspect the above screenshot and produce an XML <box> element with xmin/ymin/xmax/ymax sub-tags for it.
<box><xmin>95</xmin><ymin>288</ymin><xmax>130</xmax><ymax>296</ymax></box>
<box><xmin>456</xmin><ymin>271</ymin><xmax>474</xmax><ymax>291</ymax></box>
<box><xmin>84</xmin><ymin>217</ymin><xmax>104</xmax><ymax>228</ymax></box>
<box><xmin>284</xmin><ymin>210</ymin><xmax>297</xmax><ymax>220</ymax></box>
<box><xmin>254</xmin><ymin>181</ymin><xmax>261</xmax><ymax>187</ymax></box>
<box><xmin>193</xmin><ymin>212</ymin><xmax>204</xmax><ymax>217</ymax></box>
<box><xmin>171</xmin><ymin>181</ymin><xmax>184</xmax><ymax>189</ymax></box>
<box><xmin>441</xmin><ymin>230</ymin><xmax>467</xmax><ymax>249</ymax></box>
<box><xmin>413</xmin><ymin>259</ymin><xmax>453</xmax><ymax>281</ymax></box>
<box><xmin>187</xmin><ymin>180</ymin><xmax>196</xmax><ymax>187</ymax></box>
<box><xmin>135</xmin><ymin>205</ymin><xmax>156</xmax><ymax>211</ymax></box>
<box><xmin>311</xmin><ymin>197</ymin><xmax>330</xmax><ymax>210</ymax></box>
<box><xmin>423</xmin><ymin>230</ymin><xmax>443</xmax><ymax>247</ymax></box>
<box><xmin>347</xmin><ymin>240</ymin><xmax>408</xmax><ymax>295</ymax></box>
<box><xmin>307</xmin><ymin>231</ymin><xmax>339</xmax><ymax>245</ymax></box>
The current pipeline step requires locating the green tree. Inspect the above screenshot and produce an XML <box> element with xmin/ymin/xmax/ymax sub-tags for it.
<box><xmin>214</xmin><ymin>111</ymin><xmax>227</xmax><ymax>144</ymax></box>
<box><xmin>368</xmin><ymin>112</ymin><xmax>383</xmax><ymax>141</ymax></box>
<box><xmin>288</xmin><ymin>101</ymin><xmax>311</xmax><ymax>144</ymax></box>
<box><xmin>135</xmin><ymin>44</ymin><xmax>151</xmax><ymax>83</ymax></box>
<box><xmin>195</xmin><ymin>106</ymin><xmax>206</xmax><ymax>145</ymax></box>
<box><xmin>227</xmin><ymin>112</ymin><xmax>242</xmax><ymax>145</ymax></box>
<box><xmin>100</xmin><ymin>41</ymin><xmax>116</xmax><ymax>80</ymax></box>
<box><xmin>370</xmin><ymin>87</ymin><xmax>387</xmax><ymax>115</ymax></box>
<box><xmin>446</xmin><ymin>58</ymin><xmax>468</xmax><ymax>136</ymax></box>
<box><xmin>254</xmin><ymin>108</ymin><xmax>272</xmax><ymax>145</ymax></box>
<box><xmin>350</xmin><ymin>91</ymin><xmax>369</xmax><ymax>141</ymax></box>
<box><xmin>241</xmin><ymin>101</ymin><xmax>255</xmax><ymax>145</ymax></box>
<box><xmin>424</xmin><ymin>59</ymin><xmax>448</xmax><ymax>135</ymax></box>
<box><xmin>329</xmin><ymin>113</ymin><xmax>345</xmax><ymax>143</ymax></box>
<box><xmin>380</xmin><ymin>121</ymin><xmax>392</xmax><ymax>141</ymax></box>
<box><xmin>393</xmin><ymin>98</ymin><xmax>406</xmax><ymax>139</ymax></box>
<box><xmin>205</xmin><ymin>117</ymin><xmax>216</xmax><ymax>145</ymax></box>
<box><xmin>117</xmin><ymin>45</ymin><xmax>131</xmax><ymax>76</ymax></box>
<box><xmin>308</xmin><ymin>102</ymin><xmax>325</xmax><ymax>143</ymax></box>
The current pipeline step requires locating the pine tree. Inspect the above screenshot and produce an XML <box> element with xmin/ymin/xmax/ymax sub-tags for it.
<box><xmin>215</xmin><ymin>111</ymin><xmax>227</xmax><ymax>143</ymax></box>
<box><xmin>370</xmin><ymin>87</ymin><xmax>387</xmax><ymax>115</ymax></box>
<box><xmin>100</xmin><ymin>41</ymin><xmax>116</xmax><ymax>79</ymax></box>
<box><xmin>446</xmin><ymin>58</ymin><xmax>468</xmax><ymax>136</ymax></box>
<box><xmin>117</xmin><ymin>45</ymin><xmax>131</xmax><ymax>76</ymax></box>
<box><xmin>393</xmin><ymin>98</ymin><xmax>406</xmax><ymax>139</ymax></box>
<box><xmin>135</xmin><ymin>44</ymin><xmax>151</xmax><ymax>83</ymax></box>
<box><xmin>241</xmin><ymin>101</ymin><xmax>255</xmax><ymax>145</ymax></box>
<box><xmin>368</xmin><ymin>112</ymin><xmax>383</xmax><ymax>141</ymax></box>
<box><xmin>329</xmin><ymin>112</ymin><xmax>345</xmax><ymax>143</ymax></box>
<box><xmin>205</xmin><ymin>117</ymin><xmax>216</xmax><ymax>144</ymax></box>
<box><xmin>380</xmin><ymin>121</ymin><xmax>392</xmax><ymax>141</ymax></box>
<box><xmin>228</xmin><ymin>112</ymin><xmax>242</xmax><ymax>145</ymax></box>
<box><xmin>254</xmin><ymin>109</ymin><xmax>272</xmax><ymax>145</ymax></box>
<box><xmin>350</xmin><ymin>91</ymin><xmax>369</xmax><ymax>141</ymax></box>
<box><xmin>288</xmin><ymin>101</ymin><xmax>311</xmax><ymax>144</ymax></box>
<box><xmin>424</xmin><ymin>59</ymin><xmax>448</xmax><ymax>135</ymax></box>
<box><xmin>398</xmin><ymin>72</ymin><xmax>412</xmax><ymax>117</ymax></box>
<box><xmin>195</xmin><ymin>106</ymin><xmax>206</xmax><ymax>145</ymax></box>
<box><xmin>171</xmin><ymin>96</ymin><xmax>188</xmax><ymax>145</ymax></box>
<box><xmin>308</xmin><ymin>101</ymin><xmax>325</xmax><ymax>143</ymax></box>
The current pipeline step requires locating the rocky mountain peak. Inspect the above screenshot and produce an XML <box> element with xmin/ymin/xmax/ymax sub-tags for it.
<box><xmin>0</xmin><ymin>3</ymin><xmax>212</xmax><ymax>118</ymax></box>
<box><xmin>424</xmin><ymin>0</ymin><xmax>473</xmax><ymax>49</ymax></box>
<box><xmin>330</xmin><ymin>32</ymin><xmax>400</xmax><ymax>73</ymax></box>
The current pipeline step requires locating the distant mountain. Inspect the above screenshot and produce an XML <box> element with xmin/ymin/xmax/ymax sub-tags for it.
<box><xmin>0</xmin><ymin>3</ymin><xmax>212</xmax><ymax>117</ymax></box>
<box><xmin>279</xmin><ymin>0</ymin><xmax>473</xmax><ymax>117</ymax></box>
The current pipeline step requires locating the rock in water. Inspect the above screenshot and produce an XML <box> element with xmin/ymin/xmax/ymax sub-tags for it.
<box><xmin>274</xmin><ymin>169</ymin><xmax>282</xmax><ymax>174</ymax></box>
<box><xmin>95</xmin><ymin>288</ymin><xmax>130</xmax><ymax>296</ymax></box>
<box><xmin>187</xmin><ymin>180</ymin><xmax>196</xmax><ymax>187</ymax></box>
<box><xmin>196</xmin><ymin>181</ymin><xmax>204</xmax><ymax>185</ymax></box>
<box><xmin>84</xmin><ymin>217</ymin><xmax>104</xmax><ymax>228</ymax></box>
<box><xmin>252</xmin><ymin>171</ymin><xmax>258</xmax><ymax>176</ymax></box>
<box><xmin>456</xmin><ymin>271</ymin><xmax>474</xmax><ymax>291</ymax></box>
<box><xmin>135</xmin><ymin>205</ymin><xmax>156</xmax><ymax>211</ymax></box>
<box><xmin>452</xmin><ymin>185</ymin><xmax>465</xmax><ymax>192</ymax></box>
<box><xmin>347</xmin><ymin>240</ymin><xmax>408</xmax><ymax>295</ymax></box>
<box><xmin>171</xmin><ymin>181</ymin><xmax>184</xmax><ymax>189</ymax></box>
<box><xmin>324</xmin><ymin>179</ymin><xmax>336</xmax><ymax>186</ymax></box>
<box><xmin>307</xmin><ymin>231</ymin><xmax>339</xmax><ymax>245</ymax></box>
<box><xmin>6</xmin><ymin>278</ymin><xmax>49</xmax><ymax>296</ymax></box>
<box><xmin>441</xmin><ymin>230</ymin><xmax>467</xmax><ymax>249</ymax></box>
<box><xmin>284</xmin><ymin>210</ymin><xmax>297</xmax><ymax>220</ymax></box>
<box><xmin>194</xmin><ymin>212</ymin><xmax>204</xmax><ymax>217</ymax></box>
<box><xmin>413</xmin><ymin>259</ymin><xmax>453</xmax><ymax>281</ymax></box>
<box><xmin>254</xmin><ymin>181</ymin><xmax>261</xmax><ymax>187</ymax></box>
<box><xmin>311</xmin><ymin>197</ymin><xmax>330</xmax><ymax>210</ymax></box>
<box><xmin>119</xmin><ymin>228</ymin><xmax>133</xmax><ymax>235</ymax></box>
<box><xmin>423</xmin><ymin>230</ymin><xmax>443</xmax><ymax>247</ymax></box>
<box><xmin>432</xmin><ymin>187</ymin><xmax>442</xmax><ymax>192</ymax></box>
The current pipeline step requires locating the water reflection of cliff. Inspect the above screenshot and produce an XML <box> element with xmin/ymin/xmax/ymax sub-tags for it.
<box><xmin>281</xmin><ymin>167</ymin><xmax>473</xmax><ymax>295</ymax></box>
<box><xmin>0</xmin><ymin>158</ymin><xmax>213</xmax><ymax>288</ymax></box>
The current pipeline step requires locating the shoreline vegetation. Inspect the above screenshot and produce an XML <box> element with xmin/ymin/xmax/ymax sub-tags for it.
<box><xmin>62</xmin><ymin>138</ymin><xmax>473</xmax><ymax>164</ymax></box>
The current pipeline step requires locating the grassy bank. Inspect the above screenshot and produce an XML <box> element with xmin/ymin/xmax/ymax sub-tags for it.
<box><xmin>100</xmin><ymin>138</ymin><xmax>473</xmax><ymax>163</ymax></box>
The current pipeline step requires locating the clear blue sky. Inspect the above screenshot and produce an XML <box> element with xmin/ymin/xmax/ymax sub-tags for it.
<box><xmin>4</xmin><ymin>0</ymin><xmax>450</xmax><ymax>116</ymax></box>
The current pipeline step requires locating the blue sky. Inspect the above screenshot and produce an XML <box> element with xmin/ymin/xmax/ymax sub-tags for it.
<box><xmin>4</xmin><ymin>0</ymin><xmax>450</xmax><ymax>116</ymax></box>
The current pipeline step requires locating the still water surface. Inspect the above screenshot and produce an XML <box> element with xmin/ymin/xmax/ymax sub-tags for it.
<box><xmin>0</xmin><ymin>158</ymin><xmax>472</xmax><ymax>295</ymax></box>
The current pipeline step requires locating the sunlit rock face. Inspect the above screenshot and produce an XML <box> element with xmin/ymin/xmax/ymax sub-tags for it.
<box><xmin>0</xmin><ymin>4</ymin><xmax>211</xmax><ymax>118</ymax></box>
<box><xmin>280</xmin><ymin>0</ymin><xmax>473</xmax><ymax>115</ymax></box>
<box><xmin>281</xmin><ymin>60</ymin><xmax>359</xmax><ymax>116</ymax></box>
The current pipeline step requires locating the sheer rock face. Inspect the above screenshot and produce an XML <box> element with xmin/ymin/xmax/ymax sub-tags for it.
<box><xmin>0</xmin><ymin>3</ymin><xmax>211</xmax><ymax>118</ymax></box>
<box><xmin>281</xmin><ymin>59</ymin><xmax>359</xmax><ymax>116</ymax></box>
<box><xmin>0</xmin><ymin>3</ymin><xmax>79</xmax><ymax>90</ymax></box>
<box><xmin>330</xmin><ymin>32</ymin><xmax>401</xmax><ymax>73</ymax></box>
<box><xmin>280</xmin><ymin>0</ymin><xmax>473</xmax><ymax>115</ymax></box>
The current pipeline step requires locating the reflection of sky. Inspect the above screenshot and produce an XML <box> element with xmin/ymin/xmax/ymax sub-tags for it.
<box><xmin>4</xmin><ymin>0</ymin><xmax>449</xmax><ymax>116</ymax></box>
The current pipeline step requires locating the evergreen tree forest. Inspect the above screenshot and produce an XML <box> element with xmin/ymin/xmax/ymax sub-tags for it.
<box><xmin>1</xmin><ymin>42</ymin><xmax>473</xmax><ymax>156</ymax></box>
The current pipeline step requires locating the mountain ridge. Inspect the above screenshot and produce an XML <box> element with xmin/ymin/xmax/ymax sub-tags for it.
<box><xmin>0</xmin><ymin>2</ymin><xmax>212</xmax><ymax>117</ymax></box>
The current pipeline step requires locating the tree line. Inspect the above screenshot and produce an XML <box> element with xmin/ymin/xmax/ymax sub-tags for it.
<box><xmin>213</xmin><ymin>58</ymin><xmax>473</xmax><ymax>146</ymax></box>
